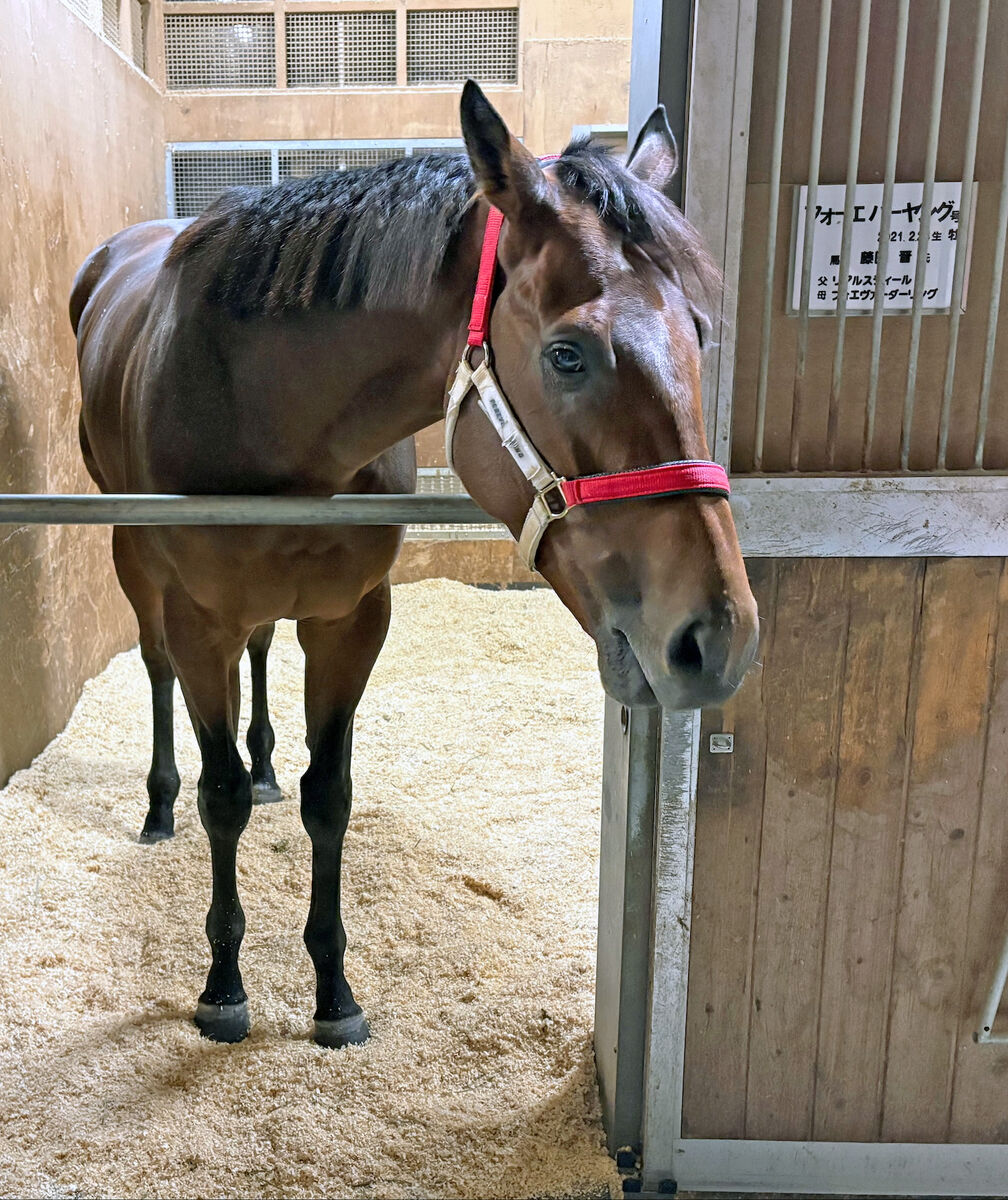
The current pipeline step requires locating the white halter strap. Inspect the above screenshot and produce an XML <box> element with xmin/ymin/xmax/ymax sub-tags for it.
<box><xmin>445</xmin><ymin>346</ymin><xmax>568</xmax><ymax>568</ymax></box>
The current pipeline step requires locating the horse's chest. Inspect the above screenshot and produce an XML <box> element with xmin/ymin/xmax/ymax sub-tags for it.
<box><xmin>158</xmin><ymin>525</ymin><xmax>403</xmax><ymax>625</ymax></box>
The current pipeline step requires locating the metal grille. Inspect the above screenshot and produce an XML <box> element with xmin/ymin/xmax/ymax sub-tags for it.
<box><xmin>407</xmin><ymin>469</ymin><xmax>506</xmax><ymax>540</ymax></box>
<box><xmin>406</xmin><ymin>9</ymin><xmax>518</xmax><ymax>85</ymax></box>
<box><xmin>277</xmin><ymin>147</ymin><xmax>404</xmax><ymax>180</ymax></box>
<box><xmin>130</xmin><ymin>0</ymin><xmax>145</xmax><ymax>69</ymax></box>
<box><xmin>736</xmin><ymin>0</ymin><xmax>1008</xmax><ymax>474</ymax></box>
<box><xmin>286</xmin><ymin>12</ymin><xmax>396</xmax><ymax>87</ymax></box>
<box><xmin>60</xmin><ymin>0</ymin><xmax>101</xmax><ymax>34</ymax></box>
<box><xmin>101</xmin><ymin>0</ymin><xmax>118</xmax><ymax>42</ymax></box>
<box><xmin>171</xmin><ymin>150</ymin><xmax>272</xmax><ymax>219</ymax></box>
<box><xmin>169</xmin><ymin>143</ymin><xmax>463</xmax><ymax>217</ymax></box>
<box><xmin>165</xmin><ymin>14</ymin><xmax>275</xmax><ymax>90</ymax></box>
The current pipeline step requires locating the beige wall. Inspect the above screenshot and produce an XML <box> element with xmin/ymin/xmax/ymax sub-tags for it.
<box><xmin>0</xmin><ymin>0</ymin><xmax>166</xmax><ymax>785</ymax></box>
<box><xmin>159</xmin><ymin>0</ymin><xmax>633</xmax><ymax>155</ymax></box>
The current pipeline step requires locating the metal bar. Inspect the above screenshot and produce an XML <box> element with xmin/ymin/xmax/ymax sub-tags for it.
<box><xmin>900</xmin><ymin>0</ymin><xmax>951</xmax><ymax>471</ymax></box>
<box><xmin>655</xmin><ymin>0</ymin><xmax>694</xmax><ymax>212</ymax></box>
<box><xmin>974</xmin><ymin>99</ymin><xmax>1008</xmax><ymax>467</ymax></box>
<box><xmin>165</xmin><ymin>143</ymin><xmax>176</xmax><ymax>219</ymax></box>
<box><xmin>706</xmin><ymin>0</ymin><xmax>758</xmax><ymax>472</ymax></box>
<box><xmin>937</xmin><ymin>0</ymin><xmax>989</xmax><ymax>469</ymax></box>
<box><xmin>863</xmin><ymin>0</ymin><xmax>910</xmax><ymax>469</ymax></box>
<box><xmin>753</xmin><ymin>0</ymin><xmax>791</xmax><ymax>472</ymax></box>
<box><xmin>974</xmin><ymin>911</ymin><xmax>1008</xmax><ymax>1044</ymax></box>
<box><xmin>789</xmin><ymin>0</ymin><xmax>832</xmax><ymax>471</ymax></box>
<box><xmin>595</xmin><ymin>698</ymin><xmax>661</xmax><ymax>1152</ymax></box>
<box><xmin>167</xmin><ymin>139</ymin><xmax>466</xmax><ymax>154</ymax></box>
<box><xmin>0</xmin><ymin>494</ymin><xmax>490</xmax><ymax>526</ymax></box>
<box><xmin>683</xmin><ymin>0</ymin><xmax>757</xmax><ymax>467</ymax></box>
<box><xmin>640</xmin><ymin>709</ymin><xmax>700</xmax><ymax>1183</ymax></box>
<box><xmin>824</xmin><ymin>0</ymin><xmax>870</xmax><ymax>467</ymax></box>
<box><xmin>670</xmin><ymin>1137</ymin><xmax>1008</xmax><ymax>1196</ymax></box>
<box><xmin>729</xmin><ymin>474</ymin><xmax>1008</xmax><ymax>558</ymax></box>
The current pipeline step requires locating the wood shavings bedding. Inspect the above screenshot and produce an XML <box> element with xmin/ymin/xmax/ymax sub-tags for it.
<box><xmin>0</xmin><ymin>579</ymin><xmax>621</xmax><ymax>1199</ymax></box>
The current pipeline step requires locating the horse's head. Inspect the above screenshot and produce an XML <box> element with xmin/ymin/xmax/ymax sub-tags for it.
<box><xmin>449</xmin><ymin>84</ymin><xmax>758</xmax><ymax>710</ymax></box>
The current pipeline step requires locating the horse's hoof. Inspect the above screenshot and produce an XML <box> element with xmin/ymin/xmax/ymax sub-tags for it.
<box><xmin>194</xmin><ymin>1000</ymin><xmax>250</xmax><ymax>1043</ymax></box>
<box><xmin>313</xmin><ymin>1011</ymin><xmax>370</xmax><ymax>1049</ymax></box>
<box><xmin>252</xmin><ymin>780</ymin><xmax>283</xmax><ymax>805</ymax></box>
<box><xmin>139</xmin><ymin>823</ymin><xmax>174</xmax><ymax>843</ymax></box>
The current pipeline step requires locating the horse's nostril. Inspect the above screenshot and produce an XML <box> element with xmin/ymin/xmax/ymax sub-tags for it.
<box><xmin>669</xmin><ymin>620</ymin><xmax>705</xmax><ymax>677</ymax></box>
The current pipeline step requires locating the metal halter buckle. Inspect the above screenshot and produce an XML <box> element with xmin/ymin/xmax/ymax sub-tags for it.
<box><xmin>540</xmin><ymin>478</ymin><xmax>569</xmax><ymax>519</ymax></box>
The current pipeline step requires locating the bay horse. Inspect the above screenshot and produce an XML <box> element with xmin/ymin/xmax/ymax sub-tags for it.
<box><xmin>70</xmin><ymin>83</ymin><xmax>758</xmax><ymax>1048</ymax></box>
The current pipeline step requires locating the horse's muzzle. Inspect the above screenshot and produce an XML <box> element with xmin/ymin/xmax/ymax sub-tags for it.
<box><xmin>597</xmin><ymin>600</ymin><xmax>759</xmax><ymax>711</ymax></box>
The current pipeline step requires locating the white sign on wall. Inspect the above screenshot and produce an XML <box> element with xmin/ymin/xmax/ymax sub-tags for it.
<box><xmin>790</xmin><ymin>181</ymin><xmax>964</xmax><ymax>314</ymax></box>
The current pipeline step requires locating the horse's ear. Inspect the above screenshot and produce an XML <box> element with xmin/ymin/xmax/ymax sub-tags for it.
<box><xmin>626</xmin><ymin>106</ymin><xmax>679</xmax><ymax>198</ymax></box>
<box><xmin>460</xmin><ymin>81</ymin><xmax>551</xmax><ymax>223</ymax></box>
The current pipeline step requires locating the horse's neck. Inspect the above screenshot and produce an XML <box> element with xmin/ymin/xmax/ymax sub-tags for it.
<box><xmin>200</xmin><ymin>217</ymin><xmax>484</xmax><ymax>491</ymax></box>
<box><xmin>286</xmin><ymin>210</ymin><xmax>486</xmax><ymax>481</ymax></box>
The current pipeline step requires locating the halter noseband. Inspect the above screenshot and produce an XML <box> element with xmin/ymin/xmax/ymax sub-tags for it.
<box><xmin>444</xmin><ymin>194</ymin><xmax>731</xmax><ymax>569</ymax></box>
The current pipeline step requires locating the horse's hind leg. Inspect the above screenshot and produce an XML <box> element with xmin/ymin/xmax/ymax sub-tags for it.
<box><xmin>247</xmin><ymin>622</ymin><xmax>282</xmax><ymax>805</ymax></box>
<box><xmin>297</xmin><ymin>581</ymin><xmax>391</xmax><ymax>1048</ymax></box>
<box><xmin>112</xmin><ymin>527</ymin><xmax>180</xmax><ymax>842</ymax></box>
<box><xmin>162</xmin><ymin>582</ymin><xmax>253</xmax><ymax>1043</ymax></box>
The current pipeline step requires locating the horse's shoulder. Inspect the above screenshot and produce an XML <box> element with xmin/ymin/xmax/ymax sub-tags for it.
<box><xmin>70</xmin><ymin>220</ymin><xmax>191</xmax><ymax>336</ymax></box>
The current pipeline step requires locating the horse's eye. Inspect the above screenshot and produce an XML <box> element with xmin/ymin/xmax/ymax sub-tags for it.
<box><xmin>547</xmin><ymin>343</ymin><xmax>585</xmax><ymax>374</ymax></box>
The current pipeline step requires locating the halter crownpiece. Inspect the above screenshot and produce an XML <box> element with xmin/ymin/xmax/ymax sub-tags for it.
<box><xmin>444</xmin><ymin>186</ymin><xmax>731</xmax><ymax>569</ymax></box>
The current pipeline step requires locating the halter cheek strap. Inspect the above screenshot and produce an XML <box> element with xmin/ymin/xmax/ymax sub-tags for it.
<box><xmin>444</xmin><ymin>195</ymin><xmax>731</xmax><ymax>570</ymax></box>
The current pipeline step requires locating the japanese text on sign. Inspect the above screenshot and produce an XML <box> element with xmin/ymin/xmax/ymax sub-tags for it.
<box><xmin>791</xmin><ymin>181</ymin><xmax>964</xmax><ymax>313</ymax></box>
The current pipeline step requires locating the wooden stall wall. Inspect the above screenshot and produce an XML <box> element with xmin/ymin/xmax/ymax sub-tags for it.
<box><xmin>731</xmin><ymin>0</ymin><xmax>1008</xmax><ymax>473</ymax></box>
<box><xmin>683</xmin><ymin>557</ymin><xmax>1008</xmax><ymax>1144</ymax></box>
<box><xmin>0</xmin><ymin>0</ymin><xmax>166</xmax><ymax>784</ymax></box>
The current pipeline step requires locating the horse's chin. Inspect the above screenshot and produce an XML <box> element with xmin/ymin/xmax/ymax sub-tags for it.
<box><xmin>595</xmin><ymin>628</ymin><xmax>660</xmax><ymax>709</ymax></box>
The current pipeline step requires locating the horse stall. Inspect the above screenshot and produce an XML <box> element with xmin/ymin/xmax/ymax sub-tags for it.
<box><xmin>0</xmin><ymin>2</ymin><xmax>717</xmax><ymax>1198</ymax></box>
<box><xmin>602</xmin><ymin>0</ymin><xmax>1008</xmax><ymax>1193</ymax></box>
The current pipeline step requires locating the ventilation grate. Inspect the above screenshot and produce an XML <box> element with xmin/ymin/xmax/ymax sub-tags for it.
<box><xmin>165</xmin><ymin>13</ymin><xmax>276</xmax><ymax>89</ymax></box>
<box><xmin>406</xmin><ymin>8</ymin><xmax>518</xmax><ymax>85</ymax></box>
<box><xmin>171</xmin><ymin>150</ymin><xmax>272</xmax><ymax>219</ymax></box>
<box><xmin>130</xmin><ymin>0</ymin><xmax>145</xmax><ymax>69</ymax></box>
<box><xmin>60</xmin><ymin>0</ymin><xmax>101</xmax><ymax>34</ymax></box>
<box><xmin>285</xmin><ymin>12</ymin><xmax>396</xmax><ymax>88</ymax></box>
<box><xmin>407</xmin><ymin>469</ymin><xmax>506</xmax><ymax>540</ymax></box>
<box><xmin>101</xmin><ymin>0</ymin><xmax>118</xmax><ymax>41</ymax></box>
<box><xmin>277</xmin><ymin>147</ymin><xmax>405</xmax><ymax>180</ymax></box>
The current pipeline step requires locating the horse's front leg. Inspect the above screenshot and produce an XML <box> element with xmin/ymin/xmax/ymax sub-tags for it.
<box><xmin>247</xmin><ymin>622</ymin><xmax>282</xmax><ymax>805</ymax></box>
<box><xmin>297</xmin><ymin>581</ymin><xmax>391</xmax><ymax>1048</ymax></box>
<box><xmin>163</xmin><ymin>583</ymin><xmax>254</xmax><ymax>1043</ymax></box>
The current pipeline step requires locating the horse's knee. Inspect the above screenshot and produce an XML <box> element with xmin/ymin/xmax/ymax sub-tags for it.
<box><xmin>300</xmin><ymin>777</ymin><xmax>351</xmax><ymax>844</ymax></box>
<box><xmin>197</xmin><ymin>739</ymin><xmax>252</xmax><ymax>835</ymax></box>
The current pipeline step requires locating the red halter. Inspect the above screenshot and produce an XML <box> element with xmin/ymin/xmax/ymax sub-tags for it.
<box><xmin>445</xmin><ymin>192</ymin><xmax>730</xmax><ymax>567</ymax></box>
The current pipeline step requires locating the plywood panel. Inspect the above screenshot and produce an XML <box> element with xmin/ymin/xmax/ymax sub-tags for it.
<box><xmin>949</xmin><ymin>559</ymin><xmax>1008</xmax><ymax>1142</ymax></box>
<box><xmin>682</xmin><ymin>560</ymin><xmax>777</xmax><ymax>1139</ymax></box>
<box><xmin>881</xmin><ymin>558</ymin><xmax>1000</xmax><ymax>1142</ymax></box>
<box><xmin>684</xmin><ymin>558</ymin><xmax>1008</xmax><ymax>1145</ymax></box>
<box><xmin>745</xmin><ymin>559</ymin><xmax>849</xmax><ymax>1141</ymax></box>
<box><xmin>812</xmin><ymin>559</ymin><xmax>924</xmax><ymax>1141</ymax></box>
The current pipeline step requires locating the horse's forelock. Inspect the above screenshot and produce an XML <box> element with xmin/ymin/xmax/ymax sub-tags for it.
<box><xmin>552</xmin><ymin>141</ymin><xmax>722</xmax><ymax>329</ymax></box>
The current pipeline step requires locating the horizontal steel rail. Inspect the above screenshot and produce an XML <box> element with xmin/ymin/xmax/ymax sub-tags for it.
<box><xmin>0</xmin><ymin>493</ymin><xmax>489</xmax><ymax>526</ymax></box>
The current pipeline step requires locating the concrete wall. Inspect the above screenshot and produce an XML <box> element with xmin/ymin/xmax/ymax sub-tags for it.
<box><xmin>0</xmin><ymin>0</ymin><xmax>166</xmax><ymax>785</ymax></box>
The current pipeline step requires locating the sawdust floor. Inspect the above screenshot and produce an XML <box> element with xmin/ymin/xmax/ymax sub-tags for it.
<box><xmin>0</xmin><ymin>580</ymin><xmax>622</xmax><ymax>1200</ymax></box>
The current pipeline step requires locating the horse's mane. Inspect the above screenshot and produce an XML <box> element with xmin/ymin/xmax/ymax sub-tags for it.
<box><xmin>166</xmin><ymin>140</ymin><xmax>720</xmax><ymax>321</ymax></box>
